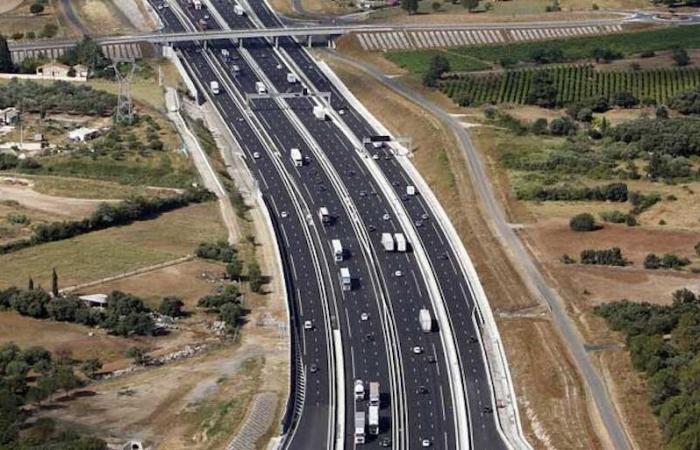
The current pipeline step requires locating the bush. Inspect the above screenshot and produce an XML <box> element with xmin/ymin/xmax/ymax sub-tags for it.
<box><xmin>672</xmin><ymin>47</ymin><xmax>690</xmax><ymax>67</ymax></box>
<box><xmin>158</xmin><ymin>297</ymin><xmax>185</xmax><ymax>318</ymax></box>
<box><xmin>644</xmin><ymin>253</ymin><xmax>691</xmax><ymax>270</ymax></box>
<box><xmin>580</xmin><ymin>247</ymin><xmax>628</xmax><ymax>266</ymax></box>
<box><xmin>195</xmin><ymin>241</ymin><xmax>237</xmax><ymax>262</ymax></box>
<box><xmin>529</xmin><ymin>47</ymin><xmax>564</xmax><ymax>64</ymax></box>
<box><xmin>629</xmin><ymin>191</ymin><xmax>661</xmax><ymax>215</ymax></box>
<box><xmin>695</xmin><ymin>241</ymin><xmax>700</xmax><ymax>257</ymax></box>
<box><xmin>531</xmin><ymin>118</ymin><xmax>549</xmax><ymax>134</ymax></box>
<box><xmin>29</xmin><ymin>3</ymin><xmax>44</xmax><ymax>14</ymax></box>
<box><xmin>613</xmin><ymin>91</ymin><xmax>639</xmax><ymax>108</ymax></box>
<box><xmin>549</xmin><ymin>116</ymin><xmax>577</xmax><ymax>135</ymax></box>
<box><xmin>640</xmin><ymin>50</ymin><xmax>656</xmax><ymax>58</ymax></box>
<box><xmin>570</xmin><ymin>213</ymin><xmax>598</xmax><ymax>232</ymax></box>
<box><xmin>526</xmin><ymin>71</ymin><xmax>558</xmax><ymax>108</ymax></box>
<box><xmin>592</xmin><ymin>47</ymin><xmax>623</xmax><ymax>63</ymax></box>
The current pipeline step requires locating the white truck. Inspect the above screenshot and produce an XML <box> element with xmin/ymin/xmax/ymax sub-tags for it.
<box><xmin>381</xmin><ymin>233</ymin><xmax>394</xmax><ymax>252</ymax></box>
<box><xmin>368</xmin><ymin>405</ymin><xmax>379</xmax><ymax>435</ymax></box>
<box><xmin>233</xmin><ymin>3</ymin><xmax>245</xmax><ymax>15</ymax></box>
<box><xmin>290</xmin><ymin>148</ymin><xmax>303</xmax><ymax>167</ymax></box>
<box><xmin>419</xmin><ymin>308</ymin><xmax>433</xmax><ymax>333</ymax></box>
<box><xmin>394</xmin><ymin>233</ymin><xmax>407</xmax><ymax>252</ymax></box>
<box><xmin>369</xmin><ymin>382</ymin><xmax>379</xmax><ymax>406</ymax></box>
<box><xmin>192</xmin><ymin>0</ymin><xmax>202</xmax><ymax>9</ymax></box>
<box><xmin>287</xmin><ymin>72</ymin><xmax>298</xmax><ymax>84</ymax></box>
<box><xmin>340</xmin><ymin>267</ymin><xmax>351</xmax><ymax>291</ymax></box>
<box><xmin>313</xmin><ymin>105</ymin><xmax>327</xmax><ymax>121</ymax></box>
<box><xmin>209</xmin><ymin>81</ymin><xmax>220</xmax><ymax>95</ymax></box>
<box><xmin>354</xmin><ymin>379</ymin><xmax>365</xmax><ymax>400</ymax></box>
<box><xmin>354</xmin><ymin>411</ymin><xmax>366</xmax><ymax>444</ymax></box>
<box><xmin>221</xmin><ymin>48</ymin><xmax>230</xmax><ymax>59</ymax></box>
<box><xmin>255</xmin><ymin>81</ymin><xmax>267</xmax><ymax>94</ymax></box>
<box><xmin>406</xmin><ymin>185</ymin><xmax>416</xmax><ymax>196</ymax></box>
<box><xmin>332</xmin><ymin>239</ymin><xmax>343</xmax><ymax>262</ymax></box>
<box><xmin>318</xmin><ymin>207</ymin><xmax>331</xmax><ymax>225</ymax></box>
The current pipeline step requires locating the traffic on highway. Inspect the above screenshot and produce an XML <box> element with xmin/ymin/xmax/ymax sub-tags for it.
<box><xmin>147</xmin><ymin>0</ymin><xmax>513</xmax><ymax>448</ymax></box>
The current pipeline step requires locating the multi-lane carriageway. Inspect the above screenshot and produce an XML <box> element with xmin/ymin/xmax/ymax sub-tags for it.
<box><xmin>151</xmin><ymin>0</ymin><xmax>510</xmax><ymax>448</ymax></box>
<box><xmin>153</xmin><ymin>1</ymin><xmax>455</xmax><ymax>448</ymax></box>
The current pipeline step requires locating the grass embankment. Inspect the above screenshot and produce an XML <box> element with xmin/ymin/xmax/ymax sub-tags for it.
<box><xmin>0</xmin><ymin>202</ymin><xmax>227</xmax><ymax>289</ymax></box>
<box><xmin>386</xmin><ymin>24</ymin><xmax>700</xmax><ymax>75</ymax></box>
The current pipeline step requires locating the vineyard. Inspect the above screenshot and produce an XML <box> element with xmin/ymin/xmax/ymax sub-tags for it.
<box><xmin>439</xmin><ymin>65</ymin><xmax>700</xmax><ymax>106</ymax></box>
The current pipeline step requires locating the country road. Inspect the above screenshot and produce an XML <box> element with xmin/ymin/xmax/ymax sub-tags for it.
<box><xmin>321</xmin><ymin>49</ymin><xmax>631</xmax><ymax>450</ymax></box>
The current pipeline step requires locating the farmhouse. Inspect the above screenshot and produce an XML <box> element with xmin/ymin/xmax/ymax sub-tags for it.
<box><xmin>0</xmin><ymin>107</ymin><xmax>19</xmax><ymax>125</ymax></box>
<box><xmin>78</xmin><ymin>294</ymin><xmax>108</xmax><ymax>307</ymax></box>
<box><xmin>36</xmin><ymin>62</ymin><xmax>71</xmax><ymax>78</ymax></box>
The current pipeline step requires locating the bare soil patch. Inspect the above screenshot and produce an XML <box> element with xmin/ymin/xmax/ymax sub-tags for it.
<box><xmin>326</xmin><ymin>53</ymin><xmax>601</xmax><ymax>449</ymax></box>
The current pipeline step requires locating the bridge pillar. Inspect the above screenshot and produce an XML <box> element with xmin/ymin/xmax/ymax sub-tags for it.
<box><xmin>307</xmin><ymin>35</ymin><xmax>312</xmax><ymax>48</ymax></box>
<box><xmin>274</xmin><ymin>36</ymin><xmax>279</xmax><ymax>48</ymax></box>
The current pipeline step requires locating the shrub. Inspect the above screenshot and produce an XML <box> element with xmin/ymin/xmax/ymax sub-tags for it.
<box><xmin>629</xmin><ymin>191</ymin><xmax>661</xmax><ymax>215</ymax></box>
<box><xmin>695</xmin><ymin>241</ymin><xmax>700</xmax><ymax>257</ymax></box>
<box><xmin>640</xmin><ymin>50</ymin><xmax>656</xmax><ymax>58</ymax></box>
<box><xmin>570</xmin><ymin>213</ymin><xmax>598</xmax><ymax>232</ymax></box>
<box><xmin>645</xmin><ymin>253</ymin><xmax>691</xmax><ymax>269</ymax></box>
<box><xmin>580</xmin><ymin>247</ymin><xmax>628</xmax><ymax>266</ymax></box>
<box><xmin>613</xmin><ymin>91</ymin><xmax>639</xmax><ymax>108</ymax></box>
<box><xmin>549</xmin><ymin>116</ymin><xmax>577</xmax><ymax>135</ymax></box>
<box><xmin>531</xmin><ymin>118</ymin><xmax>549</xmax><ymax>134</ymax></box>
<box><xmin>158</xmin><ymin>297</ymin><xmax>185</xmax><ymax>318</ymax></box>
<box><xmin>672</xmin><ymin>48</ymin><xmax>690</xmax><ymax>67</ymax></box>
<box><xmin>29</xmin><ymin>3</ymin><xmax>44</xmax><ymax>14</ymax></box>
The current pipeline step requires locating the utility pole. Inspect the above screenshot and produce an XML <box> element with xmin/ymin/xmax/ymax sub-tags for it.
<box><xmin>112</xmin><ymin>60</ymin><xmax>137</xmax><ymax>124</ymax></box>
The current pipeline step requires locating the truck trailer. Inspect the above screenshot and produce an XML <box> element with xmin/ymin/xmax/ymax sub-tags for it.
<box><xmin>233</xmin><ymin>3</ymin><xmax>245</xmax><ymax>15</ymax></box>
<box><xmin>287</xmin><ymin>72</ymin><xmax>298</xmax><ymax>84</ymax></box>
<box><xmin>419</xmin><ymin>308</ymin><xmax>433</xmax><ymax>333</ymax></box>
<box><xmin>393</xmin><ymin>233</ymin><xmax>407</xmax><ymax>252</ymax></box>
<box><xmin>368</xmin><ymin>405</ymin><xmax>379</xmax><ymax>435</ymax></box>
<box><xmin>354</xmin><ymin>411</ymin><xmax>366</xmax><ymax>444</ymax></box>
<box><xmin>369</xmin><ymin>382</ymin><xmax>380</xmax><ymax>406</ymax></box>
<box><xmin>255</xmin><ymin>81</ymin><xmax>267</xmax><ymax>94</ymax></box>
<box><xmin>381</xmin><ymin>233</ymin><xmax>394</xmax><ymax>252</ymax></box>
<box><xmin>332</xmin><ymin>239</ymin><xmax>343</xmax><ymax>262</ymax></box>
<box><xmin>209</xmin><ymin>81</ymin><xmax>220</xmax><ymax>95</ymax></box>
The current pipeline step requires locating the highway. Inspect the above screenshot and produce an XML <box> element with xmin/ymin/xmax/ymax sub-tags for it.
<box><xmin>241</xmin><ymin>1</ymin><xmax>511</xmax><ymax>449</ymax></box>
<box><xmin>152</xmin><ymin>1</ymin><xmax>461</xmax><ymax>449</ymax></box>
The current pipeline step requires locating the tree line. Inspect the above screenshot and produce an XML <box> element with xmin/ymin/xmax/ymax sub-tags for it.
<box><xmin>0</xmin><ymin>188</ymin><xmax>215</xmax><ymax>255</ymax></box>
<box><xmin>595</xmin><ymin>289</ymin><xmax>700</xmax><ymax>450</ymax></box>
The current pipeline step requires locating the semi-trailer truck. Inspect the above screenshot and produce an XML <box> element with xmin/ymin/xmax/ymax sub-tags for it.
<box><xmin>290</xmin><ymin>148</ymin><xmax>303</xmax><ymax>167</ymax></box>
<box><xmin>354</xmin><ymin>411</ymin><xmax>366</xmax><ymax>444</ymax></box>
<box><xmin>419</xmin><ymin>308</ymin><xmax>433</xmax><ymax>333</ymax></box>
<box><xmin>369</xmin><ymin>405</ymin><xmax>379</xmax><ymax>435</ymax></box>
<box><xmin>332</xmin><ymin>239</ymin><xmax>343</xmax><ymax>262</ymax></box>
<box><xmin>340</xmin><ymin>267</ymin><xmax>351</xmax><ymax>291</ymax></box>
<box><xmin>313</xmin><ymin>105</ymin><xmax>327</xmax><ymax>121</ymax></box>
<box><xmin>255</xmin><ymin>81</ymin><xmax>267</xmax><ymax>94</ymax></box>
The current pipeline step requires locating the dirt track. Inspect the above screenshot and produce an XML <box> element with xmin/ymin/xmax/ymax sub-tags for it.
<box><xmin>0</xmin><ymin>177</ymin><xmax>111</xmax><ymax>217</ymax></box>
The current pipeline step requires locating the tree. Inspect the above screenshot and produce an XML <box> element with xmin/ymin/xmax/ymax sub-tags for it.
<box><xmin>549</xmin><ymin>116</ymin><xmax>576</xmax><ymax>135</ymax></box>
<box><xmin>526</xmin><ymin>71</ymin><xmax>558</xmax><ymax>108</ymax></box>
<box><xmin>28</xmin><ymin>277</ymin><xmax>34</xmax><ymax>291</ymax></box>
<box><xmin>612</xmin><ymin>91</ymin><xmax>638</xmax><ymax>108</ymax></box>
<box><xmin>11</xmin><ymin>289</ymin><xmax>50</xmax><ymax>318</ymax></box>
<box><xmin>422</xmin><ymin>55</ymin><xmax>450</xmax><ymax>87</ymax></box>
<box><xmin>462</xmin><ymin>0</ymin><xmax>479</xmax><ymax>10</ymax></box>
<box><xmin>592</xmin><ymin>47</ymin><xmax>622</xmax><ymax>63</ymax></box>
<box><xmin>79</xmin><ymin>358</ymin><xmax>102</xmax><ymax>379</ymax></box>
<box><xmin>432</xmin><ymin>1</ymin><xmax>441</xmax><ymax>10</ymax></box>
<box><xmin>226</xmin><ymin>259</ymin><xmax>244</xmax><ymax>280</ymax></box>
<box><xmin>569</xmin><ymin>213</ymin><xmax>598</xmax><ymax>232</ymax></box>
<box><xmin>656</xmin><ymin>105</ymin><xmax>669</xmax><ymax>120</ymax></box>
<box><xmin>158</xmin><ymin>296</ymin><xmax>185</xmax><ymax>318</ymax></box>
<box><xmin>0</xmin><ymin>35</ymin><xmax>15</xmax><ymax>73</ymax></box>
<box><xmin>531</xmin><ymin>118</ymin><xmax>549</xmax><ymax>135</ymax></box>
<box><xmin>126</xmin><ymin>347</ymin><xmax>148</xmax><ymax>366</ymax></box>
<box><xmin>672</xmin><ymin>48</ymin><xmax>690</xmax><ymax>67</ymax></box>
<box><xmin>51</xmin><ymin>268</ymin><xmax>58</xmax><ymax>297</ymax></box>
<box><xmin>220</xmin><ymin>302</ymin><xmax>243</xmax><ymax>332</ymax></box>
<box><xmin>695</xmin><ymin>241</ymin><xmax>700</xmax><ymax>257</ymax></box>
<box><xmin>401</xmin><ymin>0</ymin><xmax>418</xmax><ymax>14</ymax></box>
<box><xmin>248</xmin><ymin>262</ymin><xmax>264</xmax><ymax>293</ymax></box>
<box><xmin>29</xmin><ymin>2</ymin><xmax>45</xmax><ymax>14</ymax></box>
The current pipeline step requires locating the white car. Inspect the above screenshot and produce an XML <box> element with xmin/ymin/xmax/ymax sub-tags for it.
<box><xmin>412</xmin><ymin>346</ymin><xmax>423</xmax><ymax>354</ymax></box>
<box><xmin>395</xmin><ymin>270</ymin><xmax>403</xmax><ymax>277</ymax></box>
<box><xmin>421</xmin><ymin>439</ymin><xmax>432</xmax><ymax>447</ymax></box>
<box><xmin>382</xmin><ymin>213</ymin><xmax>390</xmax><ymax>221</ymax></box>
<box><xmin>280</xmin><ymin>211</ymin><xmax>288</xmax><ymax>218</ymax></box>
<box><xmin>360</xmin><ymin>312</ymin><xmax>369</xmax><ymax>321</ymax></box>
<box><xmin>372</xmin><ymin>154</ymin><xmax>380</xmax><ymax>160</ymax></box>
<box><xmin>253</xmin><ymin>151</ymin><xmax>260</xmax><ymax>159</ymax></box>
<box><xmin>304</xmin><ymin>320</ymin><xmax>313</xmax><ymax>330</ymax></box>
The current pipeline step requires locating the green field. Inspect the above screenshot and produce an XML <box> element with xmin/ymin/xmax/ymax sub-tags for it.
<box><xmin>0</xmin><ymin>202</ymin><xmax>226</xmax><ymax>289</ymax></box>
<box><xmin>440</xmin><ymin>65</ymin><xmax>700</xmax><ymax>106</ymax></box>
<box><xmin>386</xmin><ymin>25</ymin><xmax>700</xmax><ymax>75</ymax></box>
<box><xmin>385</xmin><ymin>49</ymin><xmax>490</xmax><ymax>74</ymax></box>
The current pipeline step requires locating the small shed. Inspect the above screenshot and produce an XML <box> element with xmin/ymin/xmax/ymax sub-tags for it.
<box><xmin>36</xmin><ymin>62</ymin><xmax>71</xmax><ymax>78</ymax></box>
<box><xmin>0</xmin><ymin>107</ymin><xmax>19</xmax><ymax>125</ymax></box>
<box><xmin>79</xmin><ymin>294</ymin><xmax>108</xmax><ymax>307</ymax></box>
<box><xmin>68</xmin><ymin>127</ymin><xmax>100</xmax><ymax>142</ymax></box>
<box><xmin>73</xmin><ymin>64</ymin><xmax>89</xmax><ymax>78</ymax></box>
